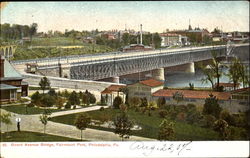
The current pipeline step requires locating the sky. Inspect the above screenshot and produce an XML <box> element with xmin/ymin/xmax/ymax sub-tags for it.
<box><xmin>1</xmin><ymin>1</ymin><xmax>249</xmax><ymax>33</ymax></box>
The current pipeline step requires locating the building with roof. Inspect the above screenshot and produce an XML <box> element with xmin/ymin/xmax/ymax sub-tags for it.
<box><xmin>160</xmin><ymin>33</ymin><xmax>189</xmax><ymax>47</ymax></box>
<box><xmin>0</xmin><ymin>56</ymin><xmax>28</xmax><ymax>102</ymax></box>
<box><xmin>127</xmin><ymin>78</ymin><xmax>164</xmax><ymax>100</ymax></box>
<box><xmin>101</xmin><ymin>85</ymin><xmax>126</xmax><ymax>106</ymax></box>
<box><xmin>215</xmin><ymin>82</ymin><xmax>240</xmax><ymax>91</ymax></box>
<box><xmin>152</xmin><ymin>88</ymin><xmax>249</xmax><ymax>113</ymax></box>
<box><xmin>122</xmin><ymin>44</ymin><xmax>153</xmax><ymax>52</ymax></box>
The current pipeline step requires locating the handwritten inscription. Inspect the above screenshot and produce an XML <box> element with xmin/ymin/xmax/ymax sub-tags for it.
<box><xmin>129</xmin><ymin>141</ymin><xmax>192</xmax><ymax>156</ymax></box>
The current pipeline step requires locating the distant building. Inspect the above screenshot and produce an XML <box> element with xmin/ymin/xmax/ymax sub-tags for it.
<box><xmin>122</xmin><ymin>44</ymin><xmax>153</xmax><ymax>52</ymax></box>
<box><xmin>160</xmin><ymin>33</ymin><xmax>189</xmax><ymax>47</ymax></box>
<box><xmin>0</xmin><ymin>56</ymin><xmax>28</xmax><ymax>102</ymax></box>
<box><xmin>127</xmin><ymin>79</ymin><xmax>164</xmax><ymax>101</ymax></box>
<box><xmin>215</xmin><ymin>82</ymin><xmax>240</xmax><ymax>91</ymax></box>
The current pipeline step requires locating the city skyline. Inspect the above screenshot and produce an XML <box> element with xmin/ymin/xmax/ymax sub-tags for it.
<box><xmin>1</xmin><ymin>1</ymin><xmax>249</xmax><ymax>33</ymax></box>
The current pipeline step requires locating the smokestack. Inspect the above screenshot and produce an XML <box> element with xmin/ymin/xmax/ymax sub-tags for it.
<box><xmin>140</xmin><ymin>24</ymin><xmax>142</xmax><ymax>45</ymax></box>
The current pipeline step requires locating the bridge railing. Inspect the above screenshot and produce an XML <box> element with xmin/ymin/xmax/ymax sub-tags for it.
<box><xmin>11</xmin><ymin>44</ymin><xmax>237</xmax><ymax>66</ymax></box>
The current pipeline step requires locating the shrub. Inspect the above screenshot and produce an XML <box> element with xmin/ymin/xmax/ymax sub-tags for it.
<box><xmin>27</xmin><ymin>103</ymin><xmax>35</xmax><ymax>107</ymax></box>
<box><xmin>31</xmin><ymin>91</ymin><xmax>42</xmax><ymax>105</ymax></box>
<box><xmin>220</xmin><ymin>110</ymin><xmax>236</xmax><ymax>126</ymax></box>
<box><xmin>176</xmin><ymin>112</ymin><xmax>187</xmax><ymax>122</ymax></box>
<box><xmin>40</xmin><ymin>94</ymin><xmax>56</xmax><ymax>107</ymax></box>
<box><xmin>140</xmin><ymin>97</ymin><xmax>148</xmax><ymax>107</ymax></box>
<box><xmin>203</xmin><ymin>115</ymin><xmax>216</xmax><ymax>128</ymax></box>
<box><xmin>65</xmin><ymin>101</ymin><xmax>71</xmax><ymax>109</ymax></box>
<box><xmin>202</xmin><ymin>94</ymin><xmax>222</xmax><ymax>118</ymax></box>
<box><xmin>158</xmin><ymin>119</ymin><xmax>175</xmax><ymax>141</ymax></box>
<box><xmin>113</xmin><ymin>96</ymin><xmax>123</xmax><ymax>109</ymax></box>
<box><xmin>159</xmin><ymin>110</ymin><xmax>168</xmax><ymax>118</ymax></box>
<box><xmin>213</xmin><ymin>119</ymin><xmax>230</xmax><ymax>140</ymax></box>
<box><xmin>157</xmin><ymin>97</ymin><xmax>166</xmax><ymax>109</ymax></box>
<box><xmin>128</xmin><ymin>97</ymin><xmax>141</xmax><ymax>108</ymax></box>
<box><xmin>100</xmin><ymin>107</ymin><xmax>105</xmax><ymax>111</ymax></box>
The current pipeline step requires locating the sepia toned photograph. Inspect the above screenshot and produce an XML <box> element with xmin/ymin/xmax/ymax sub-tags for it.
<box><xmin>0</xmin><ymin>1</ymin><xmax>249</xmax><ymax>158</ymax></box>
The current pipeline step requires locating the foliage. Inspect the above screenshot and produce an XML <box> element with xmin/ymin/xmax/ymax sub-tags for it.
<box><xmin>113</xmin><ymin>112</ymin><xmax>134</xmax><ymax>141</ymax></box>
<box><xmin>213</xmin><ymin>119</ymin><xmax>230</xmax><ymax>140</ymax></box>
<box><xmin>128</xmin><ymin>97</ymin><xmax>141</xmax><ymax>108</ymax></box>
<box><xmin>148</xmin><ymin>101</ymin><xmax>157</xmax><ymax>110</ymax></box>
<box><xmin>172</xmin><ymin>91</ymin><xmax>184</xmax><ymax>105</ymax></box>
<box><xmin>113</xmin><ymin>96</ymin><xmax>123</xmax><ymax>109</ymax></box>
<box><xmin>39</xmin><ymin>113</ymin><xmax>49</xmax><ymax>133</ymax></box>
<box><xmin>68</xmin><ymin>91</ymin><xmax>80</xmax><ymax>105</ymax></box>
<box><xmin>140</xmin><ymin>97</ymin><xmax>148</xmax><ymax>107</ymax></box>
<box><xmin>220</xmin><ymin>110</ymin><xmax>236</xmax><ymax>126</ymax></box>
<box><xmin>31</xmin><ymin>91</ymin><xmax>42</xmax><ymax>105</ymax></box>
<box><xmin>199</xmin><ymin>63</ymin><xmax>215</xmax><ymax>89</ymax></box>
<box><xmin>202</xmin><ymin>115</ymin><xmax>217</xmax><ymax>128</ymax></box>
<box><xmin>186</xmin><ymin>104</ymin><xmax>202</xmax><ymax>124</ymax></box>
<box><xmin>210</xmin><ymin>52</ymin><xmax>223</xmax><ymax>91</ymax></box>
<box><xmin>100</xmin><ymin>95</ymin><xmax>106</xmax><ymax>105</ymax></box>
<box><xmin>40</xmin><ymin>94</ymin><xmax>56</xmax><ymax>107</ymax></box>
<box><xmin>39</xmin><ymin>77</ymin><xmax>51</xmax><ymax>94</ymax></box>
<box><xmin>159</xmin><ymin>110</ymin><xmax>168</xmax><ymax>118</ymax></box>
<box><xmin>65</xmin><ymin>101</ymin><xmax>71</xmax><ymax>109</ymax></box>
<box><xmin>157</xmin><ymin>97</ymin><xmax>166</xmax><ymax>109</ymax></box>
<box><xmin>48</xmin><ymin>89</ymin><xmax>57</xmax><ymax>97</ymax></box>
<box><xmin>56</xmin><ymin>97</ymin><xmax>66</xmax><ymax>109</ymax></box>
<box><xmin>202</xmin><ymin>94</ymin><xmax>222</xmax><ymax>118</ymax></box>
<box><xmin>176</xmin><ymin>112</ymin><xmax>187</xmax><ymax>122</ymax></box>
<box><xmin>158</xmin><ymin>119</ymin><xmax>175</xmax><ymax>141</ymax></box>
<box><xmin>0</xmin><ymin>112</ymin><xmax>12</xmax><ymax>132</ymax></box>
<box><xmin>74</xmin><ymin>113</ymin><xmax>91</xmax><ymax>140</ymax></box>
<box><xmin>119</xmin><ymin>87</ymin><xmax>129</xmax><ymax>105</ymax></box>
<box><xmin>99</xmin><ymin>107</ymin><xmax>105</xmax><ymax>111</ymax></box>
<box><xmin>82</xmin><ymin>93</ymin><xmax>89</xmax><ymax>105</ymax></box>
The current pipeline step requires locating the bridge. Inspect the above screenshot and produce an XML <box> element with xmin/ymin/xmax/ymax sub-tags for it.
<box><xmin>12</xmin><ymin>43</ymin><xmax>249</xmax><ymax>83</ymax></box>
<box><xmin>0</xmin><ymin>45</ymin><xmax>17</xmax><ymax>60</ymax></box>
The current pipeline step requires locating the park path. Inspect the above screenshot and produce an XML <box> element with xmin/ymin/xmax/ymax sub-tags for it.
<box><xmin>0</xmin><ymin>106</ymin><xmax>155</xmax><ymax>141</ymax></box>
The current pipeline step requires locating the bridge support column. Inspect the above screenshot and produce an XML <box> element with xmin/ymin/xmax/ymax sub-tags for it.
<box><xmin>185</xmin><ymin>62</ymin><xmax>195</xmax><ymax>73</ymax></box>
<box><xmin>152</xmin><ymin>68</ymin><xmax>165</xmax><ymax>81</ymax></box>
<box><xmin>59</xmin><ymin>63</ymin><xmax>71</xmax><ymax>78</ymax></box>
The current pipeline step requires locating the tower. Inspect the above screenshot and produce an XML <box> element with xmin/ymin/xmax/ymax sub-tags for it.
<box><xmin>188</xmin><ymin>19</ymin><xmax>192</xmax><ymax>30</ymax></box>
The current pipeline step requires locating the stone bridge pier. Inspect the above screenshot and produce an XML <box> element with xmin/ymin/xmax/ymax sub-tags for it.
<box><xmin>165</xmin><ymin>62</ymin><xmax>195</xmax><ymax>73</ymax></box>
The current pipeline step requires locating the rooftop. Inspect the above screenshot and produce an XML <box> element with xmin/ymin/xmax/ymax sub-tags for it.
<box><xmin>139</xmin><ymin>79</ymin><xmax>164</xmax><ymax>87</ymax></box>
<box><xmin>101</xmin><ymin>85</ymin><xmax>126</xmax><ymax>94</ymax></box>
<box><xmin>215</xmin><ymin>82</ymin><xmax>240</xmax><ymax>88</ymax></box>
<box><xmin>153</xmin><ymin>89</ymin><xmax>232</xmax><ymax>100</ymax></box>
<box><xmin>1</xmin><ymin>56</ymin><xmax>23</xmax><ymax>80</ymax></box>
<box><xmin>0</xmin><ymin>83</ymin><xmax>18</xmax><ymax>90</ymax></box>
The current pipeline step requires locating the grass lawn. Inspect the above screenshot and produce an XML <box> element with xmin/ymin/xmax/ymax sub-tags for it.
<box><xmin>13</xmin><ymin>37</ymin><xmax>114</xmax><ymax>60</ymax></box>
<box><xmin>0</xmin><ymin>104</ymin><xmax>90</xmax><ymax>115</ymax></box>
<box><xmin>1</xmin><ymin>131</ymin><xmax>79</xmax><ymax>142</ymax></box>
<box><xmin>50</xmin><ymin>108</ymin><xmax>220</xmax><ymax>141</ymax></box>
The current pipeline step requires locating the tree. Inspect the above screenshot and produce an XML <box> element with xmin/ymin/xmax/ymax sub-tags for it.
<box><xmin>69</xmin><ymin>91</ymin><xmax>80</xmax><ymax>106</ymax></box>
<box><xmin>128</xmin><ymin>97</ymin><xmax>141</xmax><ymax>108</ymax></box>
<box><xmin>30</xmin><ymin>23</ymin><xmax>38</xmax><ymax>43</ymax></box>
<box><xmin>39</xmin><ymin>77</ymin><xmax>51</xmax><ymax>94</ymax></box>
<box><xmin>40</xmin><ymin>94</ymin><xmax>56</xmax><ymax>107</ymax></box>
<box><xmin>199</xmin><ymin>63</ymin><xmax>215</xmax><ymax>89</ymax></box>
<box><xmin>172</xmin><ymin>91</ymin><xmax>184</xmax><ymax>105</ymax></box>
<box><xmin>31</xmin><ymin>91</ymin><xmax>42</xmax><ymax>105</ymax></box>
<box><xmin>213</xmin><ymin>119</ymin><xmax>230</xmax><ymax>140</ymax></box>
<box><xmin>157</xmin><ymin>97</ymin><xmax>166</xmax><ymax>109</ymax></box>
<box><xmin>227</xmin><ymin>58</ymin><xmax>242</xmax><ymax>90</ymax></box>
<box><xmin>158</xmin><ymin>119</ymin><xmax>175</xmax><ymax>141</ymax></box>
<box><xmin>39</xmin><ymin>113</ymin><xmax>49</xmax><ymax>133</ymax></box>
<box><xmin>113</xmin><ymin>96</ymin><xmax>123</xmax><ymax>109</ymax></box>
<box><xmin>202</xmin><ymin>94</ymin><xmax>222</xmax><ymax>118</ymax></box>
<box><xmin>210</xmin><ymin>52</ymin><xmax>223</xmax><ymax>91</ymax></box>
<box><xmin>152</xmin><ymin>33</ymin><xmax>162</xmax><ymax>48</ymax></box>
<box><xmin>82</xmin><ymin>93</ymin><xmax>89</xmax><ymax>105</ymax></box>
<box><xmin>140</xmin><ymin>97</ymin><xmax>148</xmax><ymax>107</ymax></box>
<box><xmin>119</xmin><ymin>87</ymin><xmax>129</xmax><ymax>105</ymax></box>
<box><xmin>74</xmin><ymin>114</ymin><xmax>91</xmax><ymax>140</ymax></box>
<box><xmin>0</xmin><ymin>112</ymin><xmax>12</xmax><ymax>132</ymax></box>
<box><xmin>48</xmin><ymin>89</ymin><xmax>57</xmax><ymax>97</ymax></box>
<box><xmin>113</xmin><ymin>112</ymin><xmax>134</xmax><ymax>141</ymax></box>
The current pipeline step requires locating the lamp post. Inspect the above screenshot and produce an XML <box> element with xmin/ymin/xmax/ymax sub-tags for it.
<box><xmin>15</xmin><ymin>117</ymin><xmax>21</xmax><ymax>132</ymax></box>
